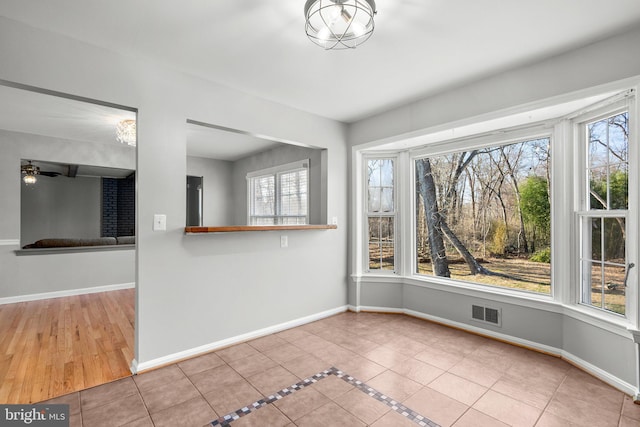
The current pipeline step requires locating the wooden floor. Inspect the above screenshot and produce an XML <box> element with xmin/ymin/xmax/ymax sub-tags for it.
<box><xmin>0</xmin><ymin>289</ymin><xmax>135</xmax><ymax>404</ymax></box>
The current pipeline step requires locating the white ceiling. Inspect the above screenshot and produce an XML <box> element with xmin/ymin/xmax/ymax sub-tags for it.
<box><xmin>2</xmin><ymin>1</ymin><xmax>640</xmax><ymax>124</ymax></box>
<box><xmin>0</xmin><ymin>84</ymin><xmax>135</xmax><ymax>145</ymax></box>
<box><xmin>186</xmin><ymin>123</ymin><xmax>283</xmax><ymax>162</ymax></box>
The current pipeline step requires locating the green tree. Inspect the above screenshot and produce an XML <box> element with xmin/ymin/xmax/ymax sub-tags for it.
<box><xmin>520</xmin><ymin>176</ymin><xmax>550</xmax><ymax>233</ymax></box>
<box><xmin>590</xmin><ymin>170</ymin><xmax>628</xmax><ymax>210</ymax></box>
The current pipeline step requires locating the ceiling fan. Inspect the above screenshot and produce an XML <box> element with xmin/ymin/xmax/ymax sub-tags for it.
<box><xmin>21</xmin><ymin>160</ymin><xmax>77</xmax><ymax>185</ymax></box>
<box><xmin>21</xmin><ymin>161</ymin><xmax>62</xmax><ymax>178</ymax></box>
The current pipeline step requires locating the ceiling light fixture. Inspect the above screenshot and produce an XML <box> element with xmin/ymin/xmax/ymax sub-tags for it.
<box><xmin>304</xmin><ymin>0</ymin><xmax>376</xmax><ymax>50</ymax></box>
<box><xmin>116</xmin><ymin>119</ymin><xmax>137</xmax><ymax>146</ymax></box>
<box><xmin>21</xmin><ymin>161</ymin><xmax>40</xmax><ymax>185</ymax></box>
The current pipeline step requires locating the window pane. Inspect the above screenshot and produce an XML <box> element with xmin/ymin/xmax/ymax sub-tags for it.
<box><xmin>279</xmin><ymin>169</ymin><xmax>308</xmax><ymax>223</ymax></box>
<box><xmin>583</xmin><ymin>261</ymin><xmax>602</xmax><ymax>309</ymax></box>
<box><xmin>604</xmin><ymin>264</ymin><xmax>626</xmax><ymax>315</ymax></box>
<box><xmin>588</xmin><ymin>120</ymin><xmax>609</xmax><ymax>169</ymax></box>
<box><xmin>414</xmin><ymin>138</ymin><xmax>551</xmax><ymax>294</ymax></box>
<box><xmin>589</xmin><ymin>217</ymin><xmax>602</xmax><ymax>261</ymax></box>
<box><xmin>368</xmin><ymin>159</ymin><xmax>394</xmax><ymax>212</ymax></box>
<box><xmin>368</xmin><ymin>217</ymin><xmax>394</xmax><ymax>270</ymax></box>
<box><xmin>587</xmin><ymin>112</ymin><xmax>628</xmax><ymax>210</ymax></box>
<box><xmin>603</xmin><ymin>217</ymin><xmax>625</xmax><ymax>263</ymax></box>
<box><xmin>368</xmin><ymin>187</ymin><xmax>381</xmax><ymax>212</ymax></box>
<box><xmin>608</xmin><ymin>166</ymin><xmax>628</xmax><ymax>209</ymax></box>
<box><xmin>589</xmin><ymin>168</ymin><xmax>607</xmax><ymax>210</ymax></box>
<box><xmin>251</xmin><ymin>175</ymin><xmax>275</xmax><ymax>217</ymax></box>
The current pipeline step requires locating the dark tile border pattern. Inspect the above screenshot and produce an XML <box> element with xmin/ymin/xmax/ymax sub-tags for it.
<box><xmin>208</xmin><ymin>366</ymin><xmax>439</xmax><ymax>427</ymax></box>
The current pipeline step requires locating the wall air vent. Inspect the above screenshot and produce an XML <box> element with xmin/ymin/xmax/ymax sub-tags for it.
<box><xmin>472</xmin><ymin>305</ymin><xmax>485</xmax><ymax>321</ymax></box>
<box><xmin>471</xmin><ymin>304</ymin><xmax>501</xmax><ymax>327</ymax></box>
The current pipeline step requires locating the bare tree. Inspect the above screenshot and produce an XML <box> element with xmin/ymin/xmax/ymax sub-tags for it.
<box><xmin>416</xmin><ymin>158</ymin><xmax>450</xmax><ymax>277</ymax></box>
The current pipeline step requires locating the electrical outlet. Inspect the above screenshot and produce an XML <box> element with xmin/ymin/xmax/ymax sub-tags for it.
<box><xmin>331</xmin><ymin>216</ymin><xmax>338</xmax><ymax>225</ymax></box>
<box><xmin>280</xmin><ymin>235</ymin><xmax>288</xmax><ymax>248</ymax></box>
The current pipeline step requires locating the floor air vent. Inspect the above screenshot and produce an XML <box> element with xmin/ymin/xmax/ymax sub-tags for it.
<box><xmin>471</xmin><ymin>304</ymin><xmax>501</xmax><ymax>327</ymax></box>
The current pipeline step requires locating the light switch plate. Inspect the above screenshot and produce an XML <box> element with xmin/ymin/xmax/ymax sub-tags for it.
<box><xmin>280</xmin><ymin>235</ymin><xmax>288</xmax><ymax>248</ymax></box>
<box><xmin>153</xmin><ymin>214</ymin><xmax>167</xmax><ymax>231</ymax></box>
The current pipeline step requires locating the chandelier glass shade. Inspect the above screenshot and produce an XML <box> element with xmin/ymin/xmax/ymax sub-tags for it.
<box><xmin>22</xmin><ymin>162</ymin><xmax>39</xmax><ymax>185</ymax></box>
<box><xmin>304</xmin><ymin>0</ymin><xmax>376</xmax><ymax>50</ymax></box>
<box><xmin>116</xmin><ymin>119</ymin><xmax>137</xmax><ymax>146</ymax></box>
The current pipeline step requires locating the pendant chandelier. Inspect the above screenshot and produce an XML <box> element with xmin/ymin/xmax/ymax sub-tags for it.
<box><xmin>304</xmin><ymin>0</ymin><xmax>376</xmax><ymax>50</ymax></box>
<box><xmin>116</xmin><ymin>119</ymin><xmax>137</xmax><ymax>146</ymax></box>
<box><xmin>21</xmin><ymin>161</ymin><xmax>40</xmax><ymax>185</ymax></box>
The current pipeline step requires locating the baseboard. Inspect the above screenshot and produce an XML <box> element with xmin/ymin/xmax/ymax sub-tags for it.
<box><xmin>0</xmin><ymin>282</ymin><xmax>135</xmax><ymax>305</ymax></box>
<box><xmin>561</xmin><ymin>350</ymin><xmax>637</xmax><ymax>397</ymax></box>
<box><xmin>133</xmin><ymin>305</ymin><xmax>349</xmax><ymax>374</ymax></box>
<box><xmin>0</xmin><ymin>239</ymin><xmax>20</xmax><ymax>246</ymax></box>
<box><xmin>403</xmin><ymin>308</ymin><xmax>561</xmax><ymax>356</ymax></box>
<box><xmin>357</xmin><ymin>306</ymin><xmax>636</xmax><ymax>397</ymax></box>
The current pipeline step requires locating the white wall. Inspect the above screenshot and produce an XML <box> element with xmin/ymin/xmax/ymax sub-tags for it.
<box><xmin>0</xmin><ymin>17</ymin><xmax>348</xmax><ymax>366</ymax></box>
<box><xmin>348</xmin><ymin>25</ymin><xmax>640</xmax><ymax>395</ymax></box>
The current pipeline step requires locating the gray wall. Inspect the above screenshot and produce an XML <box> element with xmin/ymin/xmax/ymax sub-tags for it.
<box><xmin>21</xmin><ymin>175</ymin><xmax>101</xmax><ymax>245</ymax></box>
<box><xmin>0</xmin><ymin>129</ymin><xmax>136</xmax><ymax>298</ymax></box>
<box><xmin>186</xmin><ymin>156</ymin><xmax>234</xmax><ymax>226</ymax></box>
<box><xmin>0</xmin><ymin>17</ymin><xmax>348</xmax><ymax>366</ymax></box>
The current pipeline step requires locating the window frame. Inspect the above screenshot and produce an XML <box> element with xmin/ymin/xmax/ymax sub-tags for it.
<box><xmin>363</xmin><ymin>154</ymin><xmax>399</xmax><ymax>274</ymax></box>
<box><xmin>353</xmin><ymin>84</ymin><xmax>639</xmax><ymax>332</ymax></box>
<box><xmin>573</xmin><ymin>102</ymin><xmax>635</xmax><ymax>320</ymax></box>
<box><xmin>409</xmin><ymin>128</ymin><xmax>554</xmax><ymax>295</ymax></box>
<box><xmin>246</xmin><ymin>159</ymin><xmax>310</xmax><ymax>225</ymax></box>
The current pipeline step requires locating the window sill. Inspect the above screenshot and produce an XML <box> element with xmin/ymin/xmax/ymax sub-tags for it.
<box><xmin>185</xmin><ymin>225</ymin><xmax>337</xmax><ymax>233</ymax></box>
<box><xmin>15</xmin><ymin>244</ymin><xmax>135</xmax><ymax>256</ymax></box>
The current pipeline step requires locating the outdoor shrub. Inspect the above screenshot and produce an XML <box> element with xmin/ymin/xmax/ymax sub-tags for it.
<box><xmin>531</xmin><ymin>247</ymin><xmax>551</xmax><ymax>263</ymax></box>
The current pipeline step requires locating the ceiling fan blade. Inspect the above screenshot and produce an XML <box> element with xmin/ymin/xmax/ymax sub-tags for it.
<box><xmin>40</xmin><ymin>171</ymin><xmax>61</xmax><ymax>177</ymax></box>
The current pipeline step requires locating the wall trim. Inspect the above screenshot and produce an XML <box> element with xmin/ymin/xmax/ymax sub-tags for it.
<box><xmin>356</xmin><ymin>305</ymin><xmax>638</xmax><ymax>397</ymax></box>
<box><xmin>0</xmin><ymin>239</ymin><xmax>20</xmax><ymax>246</ymax></box>
<box><xmin>354</xmin><ymin>277</ymin><xmax>633</xmax><ymax>339</ymax></box>
<box><xmin>560</xmin><ymin>350</ymin><xmax>637</xmax><ymax>398</ymax></box>
<box><xmin>133</xmin><ymin>305</ymin><xmax>349</xmax><ymax>374</ymax></box>
<box><xmin>0</xmin><ymin>282</ymin><xmax>135</xmax><ymax>305</ymax></box>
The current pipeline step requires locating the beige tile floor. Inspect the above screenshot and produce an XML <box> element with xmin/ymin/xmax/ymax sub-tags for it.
<box><xmin>41</xmin><ymin>312</ymin><xmax>640</xmax><ymax>426</ymax></box>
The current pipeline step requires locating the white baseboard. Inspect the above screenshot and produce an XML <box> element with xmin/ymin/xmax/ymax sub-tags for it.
<box><xmin>561</xmin><ymin>350</ymin><xmax>637</xmax><ymax>397</ymax></box>
<box><xmin>0</xmin><ymin>282</ymin><xmax>135</xmax><ymax>305</ymax></box>
<box><xmin>133</xmin><ymin>305</ymin><xmax>349</xmax><ymax>374</ymax></box>
<box><xmin>0</xmin><ymin>239</ymin><xmax>20</xmax><ymax>246</ymax></box>
<box><xmin>356</xmin><ymin>305</ymin><xmax>637</xmax><ymax>397</ymax></box>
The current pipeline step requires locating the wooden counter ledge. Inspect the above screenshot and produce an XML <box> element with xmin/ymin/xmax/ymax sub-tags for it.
<box><xmin>185</xmin><ymin>224</ymin><xmax>338</xmax><ymax>233</ymax></box>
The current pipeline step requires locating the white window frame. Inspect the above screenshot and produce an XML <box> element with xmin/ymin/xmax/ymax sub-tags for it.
<box><xmin>247</xmin><ymin>159</ymin><xmax>309</xmax><ymax>225</ymax></box>
<box><xmin>409</xmin><ymin>127</ymin><xmax>554</xmax><ymax>295</ymax></box>
<box><xmin>363</xmin><ymin>154</ymin><xmax>398</xmax><ymax>274</ymax></box>
<box><xmin>353</xmin><ymin>83</ymin><xmax>639</xmax><ymax>333</ymax></box>
<box><xmin>572</xmin><ymin>101</ymin><xmax>637</xmax><ymax>320</ymax></box>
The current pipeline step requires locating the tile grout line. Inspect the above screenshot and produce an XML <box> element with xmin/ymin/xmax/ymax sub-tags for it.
<box><xmin>207</xmin><ymin>366</ymin><xmax>440</xmax><ymax>427</ymax></box>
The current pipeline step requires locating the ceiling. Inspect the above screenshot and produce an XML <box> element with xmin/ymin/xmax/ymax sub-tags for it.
<box><xmin>1</xmin><ymin>1</ymin><xmax>640</xmax><ymax>124</ymax></box>
<box><xmin>186</xmin><ymin>123</ymin><xmax>283</xmax><ymax>162</ymax></box>
<box><xmin>0</xmin><ymin>84</ymin><xmax>135</xmax><ymax>146</ymax></box>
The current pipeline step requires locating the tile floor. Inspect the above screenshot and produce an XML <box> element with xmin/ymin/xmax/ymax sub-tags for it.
<box><xmin>40</xmin><ymin>312</ymin><xmax>640</xmax><ymax>427</ymax></box>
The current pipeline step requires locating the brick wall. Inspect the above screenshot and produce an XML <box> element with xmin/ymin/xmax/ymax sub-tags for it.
<box><xmin>101</xmin><ymin>174</ymin><xmax>135</xmax><ymax>237</ymax></box>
